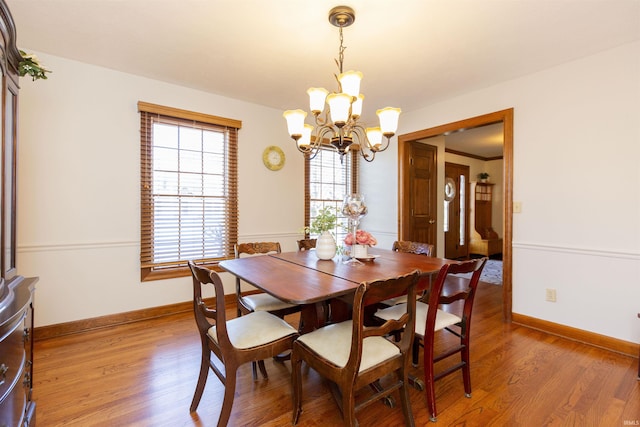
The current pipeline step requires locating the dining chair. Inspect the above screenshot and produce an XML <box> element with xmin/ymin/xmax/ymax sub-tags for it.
<box><xmin>381</xmin><ymin>240</ymin><xmax>435</xmax><ymax>307</ymax></box>
<box><xmin>235</xmin><ymin>242</ymin><xmax>302</xmax><ymax>318</ymax></box>
<box><xmin>235</xmin><ymin>242</ymin><xmax>302</xmax><ymax>377</ymax></box>
<box><xmin>291</xmin><ymin>270</ymin><xmax>420</xmax><ymax>427</ymax></box>
<box><xmin>375</xmin><ymin>258</ymin><xmax>487</xmax><ymax>422</ymax></box>
<box><xmin>392</xmin><ymin>240</ymin><xmax>435</xmax><ymax>256</ymax></box>
<box><xmin>187</xmin><ymin>261</ymin><xmax>299</xmax><ymax>427</ymax></box>
<box><xmin>297</xmin><ymin>238</ymin><xmax>317</xmax><ymax>251</ymax></box>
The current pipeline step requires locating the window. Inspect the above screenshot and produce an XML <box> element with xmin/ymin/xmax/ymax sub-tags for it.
<box><xmin>139</xmin><ymin>102</ymin><xmax>241</xmax><ymax>281</ymax></box>
<box><xmin>305</xmin><ymin>147</ymin><xmax>358</xmax><ymax>245</ymax></box>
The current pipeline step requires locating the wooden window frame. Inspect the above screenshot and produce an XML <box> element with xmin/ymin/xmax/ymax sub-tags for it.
<box><xmin>139</xmin><ymin>101</ymin><xmax>241</xmax><ymax>281</ymax></box>
<box><xmin>304</xmin><ymin>146</ymin><xmax>358</xmax><ymax>243</ymax></box>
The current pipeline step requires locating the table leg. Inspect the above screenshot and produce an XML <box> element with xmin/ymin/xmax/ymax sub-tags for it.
<box><xmin>299</xmin><ymin>303</ymin><xmax>329</xmax><ymax>334</ymax></box>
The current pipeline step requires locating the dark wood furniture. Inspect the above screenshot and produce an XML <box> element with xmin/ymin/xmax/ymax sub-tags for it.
<box><xmin>470</xmin><ymin>182</ymin><xmax>502</xmax><ymax>258</ymax></box>
<box><xmin>392</xmin><ymin>240</ymin><xmax>434</xmax><ymax>256</ymax></box>
<box><xmin>220</xmin><ymin>248</ymin><xmax>452</xmax><ymax>334</ymax></box>
<box><xmin>187</xmin><ymin>261</ymin><xmax>299</xmax><ymax>427</ymax></box>
<box><xmin>234</xmin><ymin>242</ymin><xmax>301</xmax><ymax>377</ymax></box>
<box><xmin>296</xmin><ymin>238</ymin><xmax>317</xmax><ymax>251</ymax></box>
<box><xmin>376</xmin><ymin>258</ymin><xmax>487</xmax><ymax>422</ymax></box>
<box><xmin>0</xmin><ymin>1</ymin><xmax>38</xmax><ymax>425</ymax></box>
<box><xmin>234</xmin><ymin>242</ymin><xmax>301</xmax><ymax>318</ymax></box>
<box><xmin>382</xmin><ymin>240</ymin><xmax>435</xmax><ymax>307</ymax></box>
<box><xmin>292</xmin><ymin>271</ymin><xmax>420</xmax><ymax>426</ymax></box>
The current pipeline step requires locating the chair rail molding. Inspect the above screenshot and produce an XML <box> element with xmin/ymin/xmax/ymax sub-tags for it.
<box><xmin>512</xmin><ymin>241</ymin><xmax>640</xmax><ymax>260</ymax></box>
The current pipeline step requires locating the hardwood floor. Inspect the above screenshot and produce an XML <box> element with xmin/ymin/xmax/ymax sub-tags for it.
<box><xmin>33</xmin><ymin>283</ymin><xmax>639</xmax><ymax>426</ymax></box>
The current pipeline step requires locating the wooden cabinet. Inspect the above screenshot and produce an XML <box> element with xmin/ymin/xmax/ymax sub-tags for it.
<box><xmin>0</xmin><ymin>277</ymin><xmax>36</xmax><ymax>426</ymax></box>
<box><xmin>474</xmin><ymin>183</ymin><xmax>496</xmax><ymax>239</ymax></box>
<box><xmin>0</xmin><ymin>1</ymin><xmax>38</xmax><ymax>425</ymax></box>
<box><xmin>469</xmin><ymin>182</ymin><xmax>502</xmax><ymax>257</ymax></box>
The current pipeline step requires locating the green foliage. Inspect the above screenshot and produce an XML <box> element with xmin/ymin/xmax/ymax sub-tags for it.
<box><xmin>478</xmin><ymin>172</ymin><xmax>490</xmax><ymax>179</ymax></box>
<box><xmin>18</xmin><ymin>50</ymin><xmax>52</xmax><ymax>81</ymax></box>
<box><xmin>305</xmin><ymin>206</ymin><xmax>338</xmax><ymax>235</ymax></box>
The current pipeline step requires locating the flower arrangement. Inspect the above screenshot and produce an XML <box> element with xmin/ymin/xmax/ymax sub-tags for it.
<box><xmin>18</xmin><ymin>50</ymin><xmax>52</xmax><ymax>81</ymax></box>
<box><xmin>304</xmin><ymin>206</ymin><xmax>338</xmax><ymax>235</ymax></box>
<box><xmin>344</xmin><ymin>230</ymin><xmax>377</xmax><ymax>247</ymax></box>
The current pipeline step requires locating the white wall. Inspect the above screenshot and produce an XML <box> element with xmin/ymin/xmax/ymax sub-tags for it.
<box><xmin>362</xmin><ymin>41</ymin><xmax>640</xmax><ymax>343</ymax></box>
<box><xmin>17</xmin><ymin>53</ymin><xmax>306</xmax><ymax>327</ymax></box>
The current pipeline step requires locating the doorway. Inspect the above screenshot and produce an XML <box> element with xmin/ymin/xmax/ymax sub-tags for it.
<box><xmin>398</xmin><ymin>109</ymin><xmax>513</xmax><ymax>321</ymax></box>
<box><xmin>444</xmin><ymin>162</ymin><xmax>469</xmax><ymax>259</ymax></box>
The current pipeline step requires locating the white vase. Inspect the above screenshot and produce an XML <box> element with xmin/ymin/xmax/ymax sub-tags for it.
<box><xmin>315</xmin><ymin>231</ymin><xmax>337</xmax><ymax>260</ymax></box>
<box><xmin>352</xmin><ymin>244</ymin><xmax>368</xmax><ymax>258</ymax></box>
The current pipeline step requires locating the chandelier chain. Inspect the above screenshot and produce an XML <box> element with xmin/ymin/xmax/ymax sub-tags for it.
<box><xmin>337</xmin><ymin>25</ymin><xmax>346</xmax><ymax>75</ymax></box>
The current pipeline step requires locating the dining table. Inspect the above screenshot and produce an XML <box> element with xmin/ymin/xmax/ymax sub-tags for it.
<box><xmin>219</xmin><ymin>247</ymin><xmax>454</xmax><ymax>333</ymax></box>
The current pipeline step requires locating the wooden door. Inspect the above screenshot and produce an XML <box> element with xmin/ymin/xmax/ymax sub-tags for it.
<box><xmin>445</xmin><ymin>162</ymin><xmax>469</xmax><ymax>259</ymax></box>
<box><xmin>407</xmin><ymin>142</ymin><xmax>437</xmax><ymax>248</ymax></box>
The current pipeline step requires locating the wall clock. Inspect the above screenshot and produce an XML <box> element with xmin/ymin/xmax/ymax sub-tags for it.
<box><xmin>444</xmin><ymin>177</ymin><xmax>456</xmax><ymax>202</ymax></box>
<box><xmin>262</xmin><ymin>145</ymin><xmax>285</xmax><ymax>171</ymax></box>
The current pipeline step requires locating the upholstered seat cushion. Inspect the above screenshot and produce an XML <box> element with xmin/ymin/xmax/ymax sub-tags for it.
<box><xmin>381</xmin><ymin>275</ymin><xmax>431</xmax><ymax>306</ymax></box>
<box><xmin>376</xmin><ymin>301</ymin><xmax>461</xmax><ymax>337</ymax></box>
<box><xmin>242</xmin><ymin>293</ymin><xmax>298</xmax><ymax>312</ymax></box>
<box><xmin>296</xmin><ymin>320</ymin><xmax>400</xmax><ymax>371</ymax></box>
<box><xmin>209</xmin><ymin>310</ymin><xmax>297</xmax><ymax>349</ymax></box>
<box><xmin>381</xmin><ymin>294</ymin><xmax>413</xmax><ymax>307</ymax></box>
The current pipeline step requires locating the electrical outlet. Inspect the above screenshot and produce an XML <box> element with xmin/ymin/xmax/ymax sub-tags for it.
<box><xmin>545</xmin><ymin>288</ymin><xmax>557</xmax><ymax>302</ymax></box>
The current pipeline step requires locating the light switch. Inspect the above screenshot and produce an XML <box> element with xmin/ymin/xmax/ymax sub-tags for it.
<box><xmin>513</xmin><ymin>202</ymin><xmax>522</xmax><ymax>213</ymax></box>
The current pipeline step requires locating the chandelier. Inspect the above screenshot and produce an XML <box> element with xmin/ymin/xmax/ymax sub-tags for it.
<box><xmin>283</xmin><ymin>6</ymin><xmax>401</xmax><ymax>163</ymax></box>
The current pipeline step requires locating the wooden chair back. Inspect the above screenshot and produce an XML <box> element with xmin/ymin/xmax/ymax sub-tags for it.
<box><xmin>292</xmin><ymin>270</ymin><xmax>420</xmax><ymax>426</ymax></box>
<box><xmin>427</xmin><ymin>258</ymin><xmax>486</xmax><ymax>318</ymax></box>
<box><xmin>188</xmin><ymin>260</ymin><xmax>230</xmax><ymax>352</ymax></box>
<box><xmin>392</xmin><ymin>240</ymin><xmax>434</xmax><ymax>256</ymax></box>
<box><xmin>235</xmin><ymin>241</ymin><xmax>281</xmax><ymax>258</ymax></box>
<box><xmin>234</xmin><ymin>241</ymin><xmax>282</xmax><ymax>316</ymax></box>
<box><xmin>297</xmin><ymin>238</ymin><xmax>317</xmax><ymax>251</ymax></box>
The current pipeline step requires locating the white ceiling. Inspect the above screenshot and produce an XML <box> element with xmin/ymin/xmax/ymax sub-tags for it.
<box><xmin>7</xmin><ymin>1</ymin><xmax>640</xmax><ymax>157</ymax></box>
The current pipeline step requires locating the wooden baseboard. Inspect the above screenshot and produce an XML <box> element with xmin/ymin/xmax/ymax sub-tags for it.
<box><xmin>34</xmin><ymin>294</ymin><xmax>237</xmax><ymax>341</ymax></box>
<box><xmin>512</xmin><ymin>313</ymin><xmax>639</xmax><ymax>357</ymax></box>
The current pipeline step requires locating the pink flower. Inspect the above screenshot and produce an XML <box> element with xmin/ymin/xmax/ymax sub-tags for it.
<box><xmin>344</xmin><ymin>230</ymin><xmax>377</xmax><ymax>246</ymax></box>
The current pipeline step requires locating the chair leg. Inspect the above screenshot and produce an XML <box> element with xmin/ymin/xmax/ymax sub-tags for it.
<box><xmin>412</xmin><ymin>338</ymin><xmax>420</xmax><ymax>367</ymax></box>
<box><xmin>250</xmin><ymin>360</ymin><xmax>269</xmax><ymax>381</ymax></box>
<box><xmin>217</xmin><ymin>365</ymin><xmax>237</xmax><ymax>427</ymax></box>
<box><xmin>251</xmin><ymin>361</ymin><xmax>258</xmax><ymax>381</ymax></box>
<box><xmin>461</xmin><ymin>342</ymin><xmax>472</xmax><ymax>397</ymax></box>
<box><xmin>291</xmin><ymin>352</ymin><xmax>303</xmax><ymax>425</ymax></box>
<box><xmin>340</xmin><ymin>384</ymin><xmax>357</xmax><ymax>427</ymax></box>
<box><xmin>258</xmin><ymin>360</ymin><xmax>268</xmax><ymax>379</ymax></box>
<box><xmin>399</xmin><ymin>370</ymin><xmax>416</xmax><ymax>427</ymax></box>
<box><xmin>189</xmin><ymin>347</ymin><xmax>210</xmax><ymax>412</ymax></box>
<box><xmin>424</xmin><ymin>349</ymin><xmax>438</xmax><ymax>422</ymax></box>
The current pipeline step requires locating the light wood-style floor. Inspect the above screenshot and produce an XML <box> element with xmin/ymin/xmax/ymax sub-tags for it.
<box><xmin>33</xmin><ymin>283</ymin><xmax>639</xmax><ymax>426</ymax></box>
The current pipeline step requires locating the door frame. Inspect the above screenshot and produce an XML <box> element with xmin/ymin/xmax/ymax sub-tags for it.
<box><xmin>398</xmin><ymin>108</ymin><xmax>514</xmax><ymax>321</ymax></box>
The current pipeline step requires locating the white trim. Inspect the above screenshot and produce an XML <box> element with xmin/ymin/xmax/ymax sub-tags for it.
<box><xmin>19</xmin><ymin>241</ymin><xmax>138</xmax><ymax>253</ymax></box>
<box><xmin>512</xmin><ymin>242</ymin><xmax>640</xmax><ymax>260</ymax></box>
<box><xmin>238</xmin><ymin>232</ymin><xmax>303</xmax><ymax>242</ymax></box>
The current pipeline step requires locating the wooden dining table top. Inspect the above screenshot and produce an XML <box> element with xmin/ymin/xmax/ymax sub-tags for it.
<box><xmin>218</xmin><ymin>247</ymin><xmax>453</xmax><ymax>305</ymax></box>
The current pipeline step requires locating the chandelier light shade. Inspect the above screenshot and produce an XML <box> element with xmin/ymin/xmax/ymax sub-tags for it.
<box><xmin>283</xmin><ymin>6</ymin><xmax>401</xmax><ymax>162</ymax></box>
